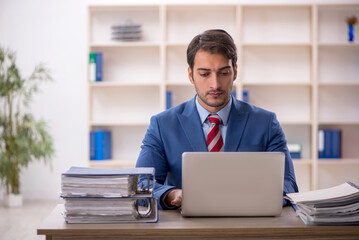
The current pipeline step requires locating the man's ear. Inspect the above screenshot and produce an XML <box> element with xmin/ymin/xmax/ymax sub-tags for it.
<box><xmin>233</xmin><ymin>64</ymin><xmax>238</xmax><ymax>81</ymax></box>
<box><xmin>188</xmin><ymin>67</ymin><xmax>194</xmax><ymax>84</ymax></box>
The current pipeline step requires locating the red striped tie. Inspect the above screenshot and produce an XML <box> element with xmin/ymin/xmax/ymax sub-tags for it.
<box><xmin>207</xmin><ymin>114</ymin><xmax>224</xmax><ymax>152</ymax></box>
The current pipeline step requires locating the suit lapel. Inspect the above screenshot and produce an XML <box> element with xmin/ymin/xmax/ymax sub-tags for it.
<box><xmin>224</xmin><ymin>100</ymin><xmax>249</xmax><ymax>151</ymax></box>
<box><xmin>177</xmin><ymin>98</ymin><xmax>208</xmax><ymax>152</ymax></box>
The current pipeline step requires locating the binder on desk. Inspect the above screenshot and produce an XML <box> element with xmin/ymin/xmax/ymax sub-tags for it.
<box><xmin>60</xmin><ymin>167</ymin><xmax>158</xmax><ymax>223</ymax></box>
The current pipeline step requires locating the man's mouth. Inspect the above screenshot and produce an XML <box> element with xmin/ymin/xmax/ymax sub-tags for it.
<box><xmin>207</xmin><ymin>91</ymin><xmax>224</xmax><ymax>97</ymax></box>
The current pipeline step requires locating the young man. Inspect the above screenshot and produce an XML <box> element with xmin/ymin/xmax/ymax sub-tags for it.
<box><xmin>136</xmin><ymin>29</ymin><xmax>298</xmax><ymax>210</ymax></box>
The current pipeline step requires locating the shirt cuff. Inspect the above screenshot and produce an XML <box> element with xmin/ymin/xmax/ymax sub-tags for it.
<box><xmin>160</xmin><ymin>188</ymin><xmax>179</xmax><ymax>210</ymax></box>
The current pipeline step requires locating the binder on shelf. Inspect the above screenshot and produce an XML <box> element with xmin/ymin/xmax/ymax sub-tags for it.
<box><xmin>318</xmin><ymin>129</ymin><xmax>341</xmax><ymax>159</ymax></box>
<box><xmin>60</xmin><ymin>167</ymin><xmax>158</xmax><ymax>223</ymax></box>
<box><xmin>95</xmin><ymin>52</ymin><xmax>103</xmax><ymax>82</ymax></box>
<box><xmin>231</xmin><ymin>91</ymin><xmax>237</xmax><ymax>99</ymax></box>
<box><xmin>288</xmin><ymin>143</ymin><xmax>302</xmax><ymax>159</ymax></box>
<box><xmin>242</xmin><ymin>90</ymin><xmax>249</xmax><ymax>103</ymax></box>
<box><xmin>90</xmin><ymin>130</ymin><xmax>112</xmax><ymax>161</ymax></box>
<box><xmin>88</xmin><ymin>52</ymin><xmax>103</xmax><ymax>82</ymax></box>
<box><xmin>331</xmin><ymin>130</ymin><xmax>341</xmax><ymax>159</ymax></box>
<box><xmin>89</xmin><ymin>53</ymin><xmax>96</xmax><ymax>82</ymax></box>
<box><xmin>166</xmin><ymin>90</ymin><xmax>172</xmax><ymax>109</ymax></box>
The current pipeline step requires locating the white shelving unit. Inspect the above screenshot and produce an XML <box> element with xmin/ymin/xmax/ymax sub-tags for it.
<box><xmin>87</xmin><ymin>3</ymin><xmax>359</xmax><ymax>192</ymax></box>
<box><xmin>315</xmin><ymin>4</ymin><xmax>359</xmax><ymax>190</ymax></box>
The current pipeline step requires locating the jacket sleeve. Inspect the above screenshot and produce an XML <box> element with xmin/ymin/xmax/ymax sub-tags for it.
<box><xmin>135</xmin><ymin>115</ymin><xmax>176</xmax><ymax>210</ymax></box>
<box><xmin>266</xmin><ymin>113</ymin><xmax>299</xmax><ymax>206</ymax></box>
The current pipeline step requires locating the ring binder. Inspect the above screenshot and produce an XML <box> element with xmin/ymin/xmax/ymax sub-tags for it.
<box><xmin>60</xmin><ymin>167</ymin><xmax>158</xmax><ymax>223</ymax></box>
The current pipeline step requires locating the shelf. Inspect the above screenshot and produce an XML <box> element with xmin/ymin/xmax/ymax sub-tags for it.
<box><xmin>166</xmin><ymin>42</ymin><xmax>188</xmax><ymax>47</ymax></box>
<box><xmin>90</xmin><ymin>86</ymin><xmax>161</xmax><ymax>124</ymax></box>
<box><xmin>318</xmin><ymin>43</ymin><xmax>359</xmax><ymax>47</ymax></box>
<box><xmin>318</xmin><ymin>85</ymin><xmax>359</xmax><ymax>123</ymax></box>
<box><xmin>90</xmin><ymin>125</ymin><xmax>148</xmax><ymax>162</ymax></box>
<box><xmin>166</xmin><ymin>45</ymin><xmax>188</xmax><ymax>84</ymax></box>
<box><xmin>166</xmin><ymin>5</ymin><xmax>236</xmax><ymax>44</ymax></box>
<box><xmin>318</xmin><ymin>82</ymin><xmax>359</xmax><ymax>86</ymax></box>
<box><xmin>242</xmin><ymin>43</ymin><xmax>311</xmax><ymax>47</ymax></box>
<box><xmin>241</xmin><ymin>45</ymin><xmax>311</xmax><ymax>84</ymax></box>
<box><xmin>90</xmin><ymin>160</ymin><xmax>137</xmax><ymax>168</ymax></box>
<box><xmin>90</xmin><ymin>42</ymin><xmax>161</xmax><ymax>48</ymax></box>
<box><xmin>89</xmin><ymin>5</ymin><xmax>161</xmax><ymax>43</ymax></box>
<box><xmin>293</xmin><ymin>159</ymin><xmax>312</xmax><ymax>165</ymax></box>
<box><xmin>280</xmin><ymin>120</ymin><xmax>312</xmax><ymax>125</ymax></box>
<box><xmin>318</xmin><ymin>159</ymin><xmax>359</xmax><ymax>165</ymax></box>
<box><xmin>319</xmin><ymin>121</ymin><xmax>359</xmax><ymax>125</ymax></box>
<box><xmin>166</xmin><ymin>85</ymin><xmax>196</xmax><ymax>108</ymax></box>
<box><xmin>90</xmin><ymin>121</ymin><xmax>149</xmax><ymax>127</ymax></box>
<box><xmin>87</xmin><ymin>3</ymin><xmax>359</xmax><ymax>192</ymax></box>
<box><xmin>89</xmin><ymin>81</ymin><xmax>160</xmax><ymax>87</ymax></box>
<box><xmin>318</xmin><ymin>45</ymin><xmax>359</xmax><ymax>84</ymax></box>
<box><xmin>89</xmin><ymin>47</ymin><xmax>161</xmax><ymax>83</ymax></box>
<box><xmin>243</xmin><ymin>82</ymin><xmax>311</xmax><ymax>86</ymax></box>
<box><xmin>166</xmin><ymin>82</ymin><xmax>192</xmax><ymax>87</ymax></box>
<box><xmin>318</xmin><ymin>5</ymin><xmax>359</xmax><ymax>44</ymax></box>
<box><xmin>241</xmin><ymin>6</ymin><xmax>311</xmax><ymax>44</ymax></box>
<box><xmin>244</xmin><ymin>85</ymin><xmax>311</xmax><ymax>123</ymax></box>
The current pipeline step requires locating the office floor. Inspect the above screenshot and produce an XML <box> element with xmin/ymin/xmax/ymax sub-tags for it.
<box><xmin>0</xmin><ymin>199</ymin><xmax>62</xmax><ymax>240</ymax></box>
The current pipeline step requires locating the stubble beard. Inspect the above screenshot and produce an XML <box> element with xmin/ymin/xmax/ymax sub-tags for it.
<box><xmin>194</xmin><ymin>84</ymin><xmax>230</xmax><ymax>109</ymax></box>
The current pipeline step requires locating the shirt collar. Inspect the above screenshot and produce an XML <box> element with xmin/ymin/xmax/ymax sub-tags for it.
<box><xmin>195</xmin><ymin>95</ymin><xmax>232</xmax><ymax>126</ymax></box>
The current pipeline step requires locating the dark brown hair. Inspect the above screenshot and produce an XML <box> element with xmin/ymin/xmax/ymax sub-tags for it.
<box><xmin>186</xmin><ymin>29</ymin><xmax>237</xmax><ymax>71</ymax></box>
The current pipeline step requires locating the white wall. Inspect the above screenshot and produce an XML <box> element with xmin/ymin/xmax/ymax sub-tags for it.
<box><xmin>1</xmin><ymin>0</ymin><xmax>358</xmax><ymax>201</ymax></box>
<box><xmin>0</xmin><ymin>0</ymin><xmax>88</xmax><ymax>200</ymax></box>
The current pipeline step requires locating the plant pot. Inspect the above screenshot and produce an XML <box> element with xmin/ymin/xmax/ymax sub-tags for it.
<box><xmin>3</xmin><ymin>193</ymin><xmax>23</xmax><ymax>207</ymax></box>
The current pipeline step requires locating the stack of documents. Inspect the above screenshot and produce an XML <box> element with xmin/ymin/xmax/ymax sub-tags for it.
<box><xmin>111</xmin><ymin>20</ymin><xmax>142</xmax><ymax>41</ymax></box>
<box><xmin>285</xmin><ymin>182</ymin><xmax>359</xmax><ymax>225</ymax></box>
<box><xmin>60</xmin><ymin>167</ymin><xmax>158</xmax><ymax>223</ymax></box>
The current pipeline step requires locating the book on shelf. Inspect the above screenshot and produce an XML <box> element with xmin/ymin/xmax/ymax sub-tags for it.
<box><xmin>288</xmin><ymin>143</ymin><xmax>302</xmax><ymax>159</ymax></box>
<box><xmin>231</xmin><ymin>90</ymin><xmax>237</xmax><ymax>99</ymax></box>
<box><xmin>285</xmin><ymin>182</ymin><xmax>359</xmax><ymax>226</ymax></box>
<box><xmin>242</xmin><ymin>90</ymin><xmax>249</xmax><ymax>103</ymax></box>
<box><xmin>90</xmin><ymin>130</ymin><xmax>112</xmax><ymax>161</ymax></box>
<box><xmin>95</xmin><ymin>52</ymin><xmax>102</xmax><ymax>82</ymax></box>
<box><xmin>318</xmin><ymin>129</ymin><xmax>341</xmax><ymax>159</ymax></box>
<box><xmin>88</xmin><ymin>52</ymin><xmax>103</xmax><ymax>82</ymax></box>
<box><xmin>166</xmin><ymin>90</ymin><xmax>172</xmax><ymax>109</ymax></box>
<box><xmin>89</xmin><ymin>53</ymin><xmax>96</xmax><ymax>82</ymax></box>
<box><xmin>60</xmin><ymin>166</ymin><xmax>158</xmax><ymax>223</ymax></box>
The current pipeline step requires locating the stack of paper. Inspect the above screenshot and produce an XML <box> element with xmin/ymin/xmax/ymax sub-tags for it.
<box><xmin>285</xmin><ymin>182</ymin><xmax>359</xmax><ymax>225</ymax></box>
<box><xmin>60</xmin><ymin>167</ymin><xmax>158</xmax><ymax>223</ymax></box>
<box><xmin>61</xmin><ymin>174</ymin><xmax>138</xmax><ymax>197</ymax></box>
<box><xmin>111</xmin><ymin>20</ymin><xmax>142</xmax><ymax>41</ymax></box>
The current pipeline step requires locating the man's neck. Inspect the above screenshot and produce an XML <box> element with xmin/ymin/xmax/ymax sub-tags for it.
<box><xmin>197</xmin><ymin>97</ymin><xmax>230</xmax><ymax>113</ymax></box>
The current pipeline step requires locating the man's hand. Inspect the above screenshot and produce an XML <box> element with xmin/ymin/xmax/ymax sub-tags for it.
<box><xmin>165</xmin><ymin>189</ymin><xmax>182</xmax><ymax>207</ymax></box>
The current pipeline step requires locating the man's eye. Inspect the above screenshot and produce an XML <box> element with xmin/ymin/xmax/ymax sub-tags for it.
<box><xmin>220</xmin><ymin>71</ymin><xmax>230</xmax><ymax>76</ymax></box>
<box><xmin>199</xmin><ymin>73</ymin><xmax>209</xmax><ymax>77</ymax></box>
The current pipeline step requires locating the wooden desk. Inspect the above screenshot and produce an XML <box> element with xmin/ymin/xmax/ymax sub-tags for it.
<box><xmin>38</xmin><ymin>204</ymin><xmax>359</xmax><ymax>240</ymax></box>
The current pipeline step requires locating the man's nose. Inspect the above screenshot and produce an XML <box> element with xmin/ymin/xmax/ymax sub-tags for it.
<box><xmin>209</xmin><ymin>74</ymin><xmax>221</xmax><ymax>89</ymax></box>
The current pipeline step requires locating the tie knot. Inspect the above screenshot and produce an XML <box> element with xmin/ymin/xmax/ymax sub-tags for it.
<box><xmin>208</xmin><ymin>114</ymin><xmax>221</xmax><ymax>125</ymax></box>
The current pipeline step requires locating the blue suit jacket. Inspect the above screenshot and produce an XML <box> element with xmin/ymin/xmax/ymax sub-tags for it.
<box><xmin>136</xmin><ymin>97</ymin><xmax>299</xmax><ymax>209</ymax></box>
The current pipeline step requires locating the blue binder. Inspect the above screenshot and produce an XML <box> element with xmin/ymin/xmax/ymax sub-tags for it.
<box><xmin>90</xmin><ymin>130</ymin><xmax>112</xmax><ymax>160</ymax></box>
<box><xmin>318</xmin><ymin>129</ymin><xmax>341</xmax><ymax>159</ymax></box>
<box><xmin>95</xmin><ymin>52</ymin><xmax>103</xmax><ymax>82</ymax></box>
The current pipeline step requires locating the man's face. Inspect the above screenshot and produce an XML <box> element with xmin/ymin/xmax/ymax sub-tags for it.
<box><xmin>188</xmin><ymin>50</ymin><xmax>237</xmax><ymax>113</ymax></box>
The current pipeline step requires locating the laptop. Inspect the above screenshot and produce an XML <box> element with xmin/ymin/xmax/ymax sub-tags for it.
<box><xmin>181</xmin><ymin>152</ymin><xmax>285</xmax><ymax>217</ymax></box>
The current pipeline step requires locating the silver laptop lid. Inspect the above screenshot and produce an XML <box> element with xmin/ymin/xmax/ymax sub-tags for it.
<box><xmin>181</xmin><ymin>152</ymin><xmax>285</xmax><ymax>217</ymax></box>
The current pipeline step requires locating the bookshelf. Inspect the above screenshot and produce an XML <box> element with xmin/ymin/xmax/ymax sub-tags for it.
<box><xmin>87</xmin><ymin>3</ymin><xmax>359</xmax><ymax>192</ymax></box>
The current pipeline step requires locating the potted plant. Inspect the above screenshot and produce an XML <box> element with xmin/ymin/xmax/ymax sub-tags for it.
<box><xmin>0</xmin><ymin>47</ymin><xmax>55</xmax><ymax>207</ymax></box>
